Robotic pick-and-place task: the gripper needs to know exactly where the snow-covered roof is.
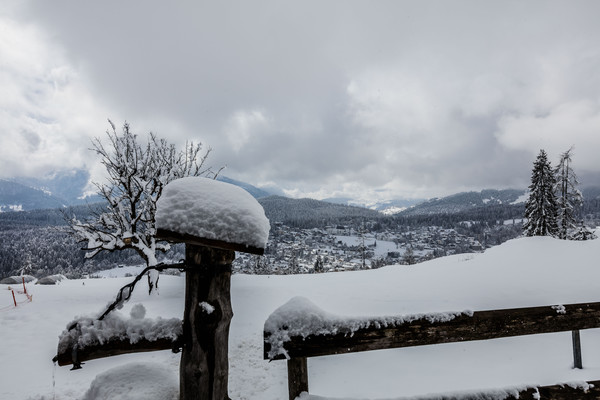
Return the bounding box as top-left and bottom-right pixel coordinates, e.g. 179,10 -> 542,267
155,177 -> 270,252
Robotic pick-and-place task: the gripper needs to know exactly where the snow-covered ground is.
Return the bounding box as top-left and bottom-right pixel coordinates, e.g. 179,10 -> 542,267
2,235 -> 600,399
335,235 -> 401,257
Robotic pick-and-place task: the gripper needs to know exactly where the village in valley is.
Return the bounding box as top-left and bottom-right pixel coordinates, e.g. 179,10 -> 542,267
234,222 -> 490,274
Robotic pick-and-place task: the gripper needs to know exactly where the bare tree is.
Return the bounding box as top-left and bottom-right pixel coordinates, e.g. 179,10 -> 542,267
68,120 -> 219,292
554,146 -> 583,239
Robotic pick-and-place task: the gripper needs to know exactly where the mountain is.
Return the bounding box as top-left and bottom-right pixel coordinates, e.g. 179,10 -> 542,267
399,189 -> 527,216
0,172 -> 271,212
0,179 -> 66,212
322,197 -> 424,214
15,170 -> 99,204
0,170 -> 101,212
258,195 -> 380,226
216,176 -> 273,198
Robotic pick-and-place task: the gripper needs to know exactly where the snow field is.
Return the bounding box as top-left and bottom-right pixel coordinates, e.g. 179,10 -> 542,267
1,235 -> 600,399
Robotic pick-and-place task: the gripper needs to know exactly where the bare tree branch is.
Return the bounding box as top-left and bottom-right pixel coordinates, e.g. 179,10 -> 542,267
67,121 -> 220,292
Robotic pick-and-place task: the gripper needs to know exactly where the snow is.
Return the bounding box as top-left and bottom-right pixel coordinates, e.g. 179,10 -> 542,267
335,235 -> 399,258
56,307 -> 182,356
2,235 -> 600,399
379,206 -> 406,215
512,192 -> 529,205
200,301 -> 215,314
155,177 -> 270,249
264,296 -> 472,360
81,362 -> 178,400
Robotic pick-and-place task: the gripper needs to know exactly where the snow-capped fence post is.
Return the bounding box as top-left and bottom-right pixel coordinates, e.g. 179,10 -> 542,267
156,177 -> 270,400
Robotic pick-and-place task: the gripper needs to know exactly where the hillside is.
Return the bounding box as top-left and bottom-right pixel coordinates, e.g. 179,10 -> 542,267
2,235 -> 600,399
258,195 -> 381,227
0,179 -> 66,212
400,189 -> 526,216
0,170 -> 101,211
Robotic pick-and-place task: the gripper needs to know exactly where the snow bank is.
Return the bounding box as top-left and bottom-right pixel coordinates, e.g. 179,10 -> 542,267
264,296 -> 473,360
57,304 -> 182,355
81,362 -> 178,400
37,274 -> 67,285
156,177 -> 270,249
0,274 -> 36,284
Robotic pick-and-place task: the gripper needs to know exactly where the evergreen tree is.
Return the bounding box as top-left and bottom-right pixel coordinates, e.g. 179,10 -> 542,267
524,149 -> 558,237
554,147 -> 583,239
402,246 -> 416,265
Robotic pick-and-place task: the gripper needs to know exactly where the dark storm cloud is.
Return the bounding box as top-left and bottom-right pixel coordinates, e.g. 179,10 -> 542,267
2,0 -> 600,200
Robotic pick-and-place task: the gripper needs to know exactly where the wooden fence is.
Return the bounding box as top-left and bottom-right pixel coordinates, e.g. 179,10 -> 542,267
264,301 -> 600,400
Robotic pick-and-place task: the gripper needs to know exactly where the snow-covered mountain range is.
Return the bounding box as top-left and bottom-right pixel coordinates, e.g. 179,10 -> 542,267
2,171 -> 600,220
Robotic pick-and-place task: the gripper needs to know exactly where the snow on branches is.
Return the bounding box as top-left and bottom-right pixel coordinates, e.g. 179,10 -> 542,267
68,121 -> 219,292
554,147 -> 583,239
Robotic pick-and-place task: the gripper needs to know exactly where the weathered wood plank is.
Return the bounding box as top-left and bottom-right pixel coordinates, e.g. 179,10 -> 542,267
265,302 -> 600,360
412,380 -> 600,399
157,228 -> 264,255
53,336 -> 180,367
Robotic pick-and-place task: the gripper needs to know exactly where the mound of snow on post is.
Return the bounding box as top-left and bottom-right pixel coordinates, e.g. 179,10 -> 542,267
155,177 -> 270,249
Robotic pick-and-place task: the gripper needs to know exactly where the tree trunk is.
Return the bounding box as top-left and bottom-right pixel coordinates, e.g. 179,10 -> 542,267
181,244 -> 235,400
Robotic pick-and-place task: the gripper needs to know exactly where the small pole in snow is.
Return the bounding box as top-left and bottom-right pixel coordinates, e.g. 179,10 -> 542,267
12,290 -> 17,307
572,329 -> 583,369
22,277 -> 27,295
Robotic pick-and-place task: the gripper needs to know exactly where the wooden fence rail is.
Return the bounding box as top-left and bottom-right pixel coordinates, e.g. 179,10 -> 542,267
264,301 -> 600,400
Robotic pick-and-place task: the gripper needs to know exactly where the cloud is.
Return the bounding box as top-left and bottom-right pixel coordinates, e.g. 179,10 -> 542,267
224,109 -> 269,153
496,100 -> 600,170
2,1 -> 600,200
0,16 -> 113,178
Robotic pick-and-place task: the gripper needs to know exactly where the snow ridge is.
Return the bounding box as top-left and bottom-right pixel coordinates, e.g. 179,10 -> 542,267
264,296 -> 473,360
57,304 -> 182,355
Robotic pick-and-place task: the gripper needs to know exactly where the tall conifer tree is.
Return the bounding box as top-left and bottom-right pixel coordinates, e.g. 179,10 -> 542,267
524,149 -> 558,237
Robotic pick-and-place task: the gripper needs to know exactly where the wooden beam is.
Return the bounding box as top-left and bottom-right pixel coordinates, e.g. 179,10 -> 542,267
265,301 -> 600,360
156,228 -> 264,255
402,381 -> 600,399
53,336 -> 181,367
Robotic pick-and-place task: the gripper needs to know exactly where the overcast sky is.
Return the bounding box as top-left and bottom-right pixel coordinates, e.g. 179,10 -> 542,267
1,1 -> 599,202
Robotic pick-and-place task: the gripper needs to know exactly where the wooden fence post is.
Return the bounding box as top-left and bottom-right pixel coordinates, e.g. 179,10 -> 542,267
572,329 -> 583,369
287,357 -> 308,400
180,244 -> 235,400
